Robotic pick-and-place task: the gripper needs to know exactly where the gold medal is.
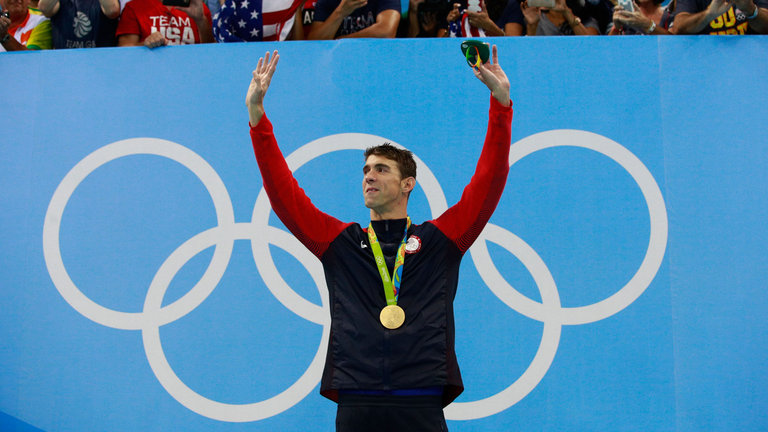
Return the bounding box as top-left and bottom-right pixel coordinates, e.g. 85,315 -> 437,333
379,305 -> 405,329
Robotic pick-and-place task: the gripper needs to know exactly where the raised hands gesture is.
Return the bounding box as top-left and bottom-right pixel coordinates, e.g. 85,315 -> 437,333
473,45 -> 511,107
246,50 -> 280,125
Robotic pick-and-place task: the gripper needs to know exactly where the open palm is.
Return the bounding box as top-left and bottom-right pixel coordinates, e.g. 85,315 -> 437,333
246,50 -> 279,109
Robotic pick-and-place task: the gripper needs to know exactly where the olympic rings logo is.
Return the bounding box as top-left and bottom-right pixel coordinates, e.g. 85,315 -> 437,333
42,130 -> 667,423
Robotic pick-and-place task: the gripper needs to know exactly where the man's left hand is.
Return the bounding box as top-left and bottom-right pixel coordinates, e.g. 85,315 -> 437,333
473,44 -> 511,107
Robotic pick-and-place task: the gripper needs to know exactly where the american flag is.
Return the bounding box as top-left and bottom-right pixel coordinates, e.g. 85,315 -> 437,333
448,10 -> 488,37
213,0 -> 305,42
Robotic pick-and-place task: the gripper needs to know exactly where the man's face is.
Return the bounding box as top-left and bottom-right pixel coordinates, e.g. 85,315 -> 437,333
362,155 -> 408,214
2,0 -> 29,17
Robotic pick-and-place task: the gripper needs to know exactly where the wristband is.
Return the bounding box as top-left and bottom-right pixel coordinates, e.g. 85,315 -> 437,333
646,20 -> 656,33
747,4 -> 759,19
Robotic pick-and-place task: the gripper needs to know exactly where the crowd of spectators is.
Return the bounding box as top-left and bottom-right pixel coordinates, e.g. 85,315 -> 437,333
0,0 -> 766,51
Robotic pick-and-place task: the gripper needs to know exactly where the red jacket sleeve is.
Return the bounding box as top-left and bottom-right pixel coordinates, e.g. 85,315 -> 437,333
250,115 -> 351,258
431,96 -> 513,253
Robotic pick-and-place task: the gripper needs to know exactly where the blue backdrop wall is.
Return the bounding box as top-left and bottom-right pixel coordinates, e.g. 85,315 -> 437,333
1,36 -> 766,432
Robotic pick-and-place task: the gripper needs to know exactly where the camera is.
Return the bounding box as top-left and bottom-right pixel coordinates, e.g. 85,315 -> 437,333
617,0 -> 634,12
527,0 -> 555,7
1,10 -> 10,19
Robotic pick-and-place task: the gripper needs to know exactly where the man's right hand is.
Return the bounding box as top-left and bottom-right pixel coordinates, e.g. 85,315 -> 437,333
0,16 -> 11,36
144,31 -> 168,48
246,50 -> 279,126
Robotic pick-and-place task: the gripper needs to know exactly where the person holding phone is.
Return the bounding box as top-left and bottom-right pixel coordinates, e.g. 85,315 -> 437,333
0,0 -> 51,51
608,0 -> 674,34
116,0 -> 214,47
245,47 -> 512,431
521,0 -> 600,34
438,0 -> 525,36
38,0 -> 120,48
674,0 -> 767,34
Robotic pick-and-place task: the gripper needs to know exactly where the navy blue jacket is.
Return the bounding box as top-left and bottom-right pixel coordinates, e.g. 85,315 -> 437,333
250,97 -> 513,406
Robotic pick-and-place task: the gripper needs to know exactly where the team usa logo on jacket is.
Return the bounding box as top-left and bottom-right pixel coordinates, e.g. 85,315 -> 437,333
405,235 -> 422,254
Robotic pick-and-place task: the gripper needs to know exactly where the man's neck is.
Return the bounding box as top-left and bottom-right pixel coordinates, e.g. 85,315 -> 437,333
369,207 -> 408,221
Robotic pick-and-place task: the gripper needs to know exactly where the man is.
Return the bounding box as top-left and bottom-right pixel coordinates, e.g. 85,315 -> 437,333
38,0 -> 120,48
608,0 -> 674,35
116,0 -> 213,48
246,47 -> 512,431
0,0 -> 51,51
674,0 -> 767,34
521,0 -> 600,35
307,0 -> 399,38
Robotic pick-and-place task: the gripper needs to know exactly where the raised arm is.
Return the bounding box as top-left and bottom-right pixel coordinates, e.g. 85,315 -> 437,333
40,0 -> 119,18
432,45 -> 513,253
246,50 -> 280,125
37,0 -> 61,18
246,51 -> 350,258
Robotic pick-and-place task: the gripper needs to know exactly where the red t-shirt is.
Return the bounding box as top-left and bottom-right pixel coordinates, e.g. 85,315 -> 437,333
116,0 -> 212,44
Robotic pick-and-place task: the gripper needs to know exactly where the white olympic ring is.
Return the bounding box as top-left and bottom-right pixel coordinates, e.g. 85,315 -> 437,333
42,130 -> 667,423
42,138 -> 236,330
472,129 -> 668,326
446,129 -> 668,419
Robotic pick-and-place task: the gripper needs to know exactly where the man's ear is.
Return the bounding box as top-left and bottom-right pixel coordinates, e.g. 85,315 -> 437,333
401,177 -> 416,194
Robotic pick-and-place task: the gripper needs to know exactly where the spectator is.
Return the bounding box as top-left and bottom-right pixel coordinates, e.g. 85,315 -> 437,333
299,0 -> 316,36
609,0 -> 674,34
116,0 -> 213,48
38,0 -> 120,48
582,0 -> 613,33
674,0 -> 766,33
296,0 -> 317,39
521,0 -> 600,34
439,0 -> 524,36
407,0 -> 445,37
308,0 -> 399,39
662,0 -> 677,29
0,0 -> 51,51
213,0 -> 304,42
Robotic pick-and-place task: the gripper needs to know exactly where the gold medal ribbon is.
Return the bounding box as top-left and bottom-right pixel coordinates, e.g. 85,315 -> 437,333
367,217 -> 411,306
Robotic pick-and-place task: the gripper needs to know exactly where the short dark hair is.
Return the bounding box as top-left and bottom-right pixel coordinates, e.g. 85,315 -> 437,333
364,143 -> 417,180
